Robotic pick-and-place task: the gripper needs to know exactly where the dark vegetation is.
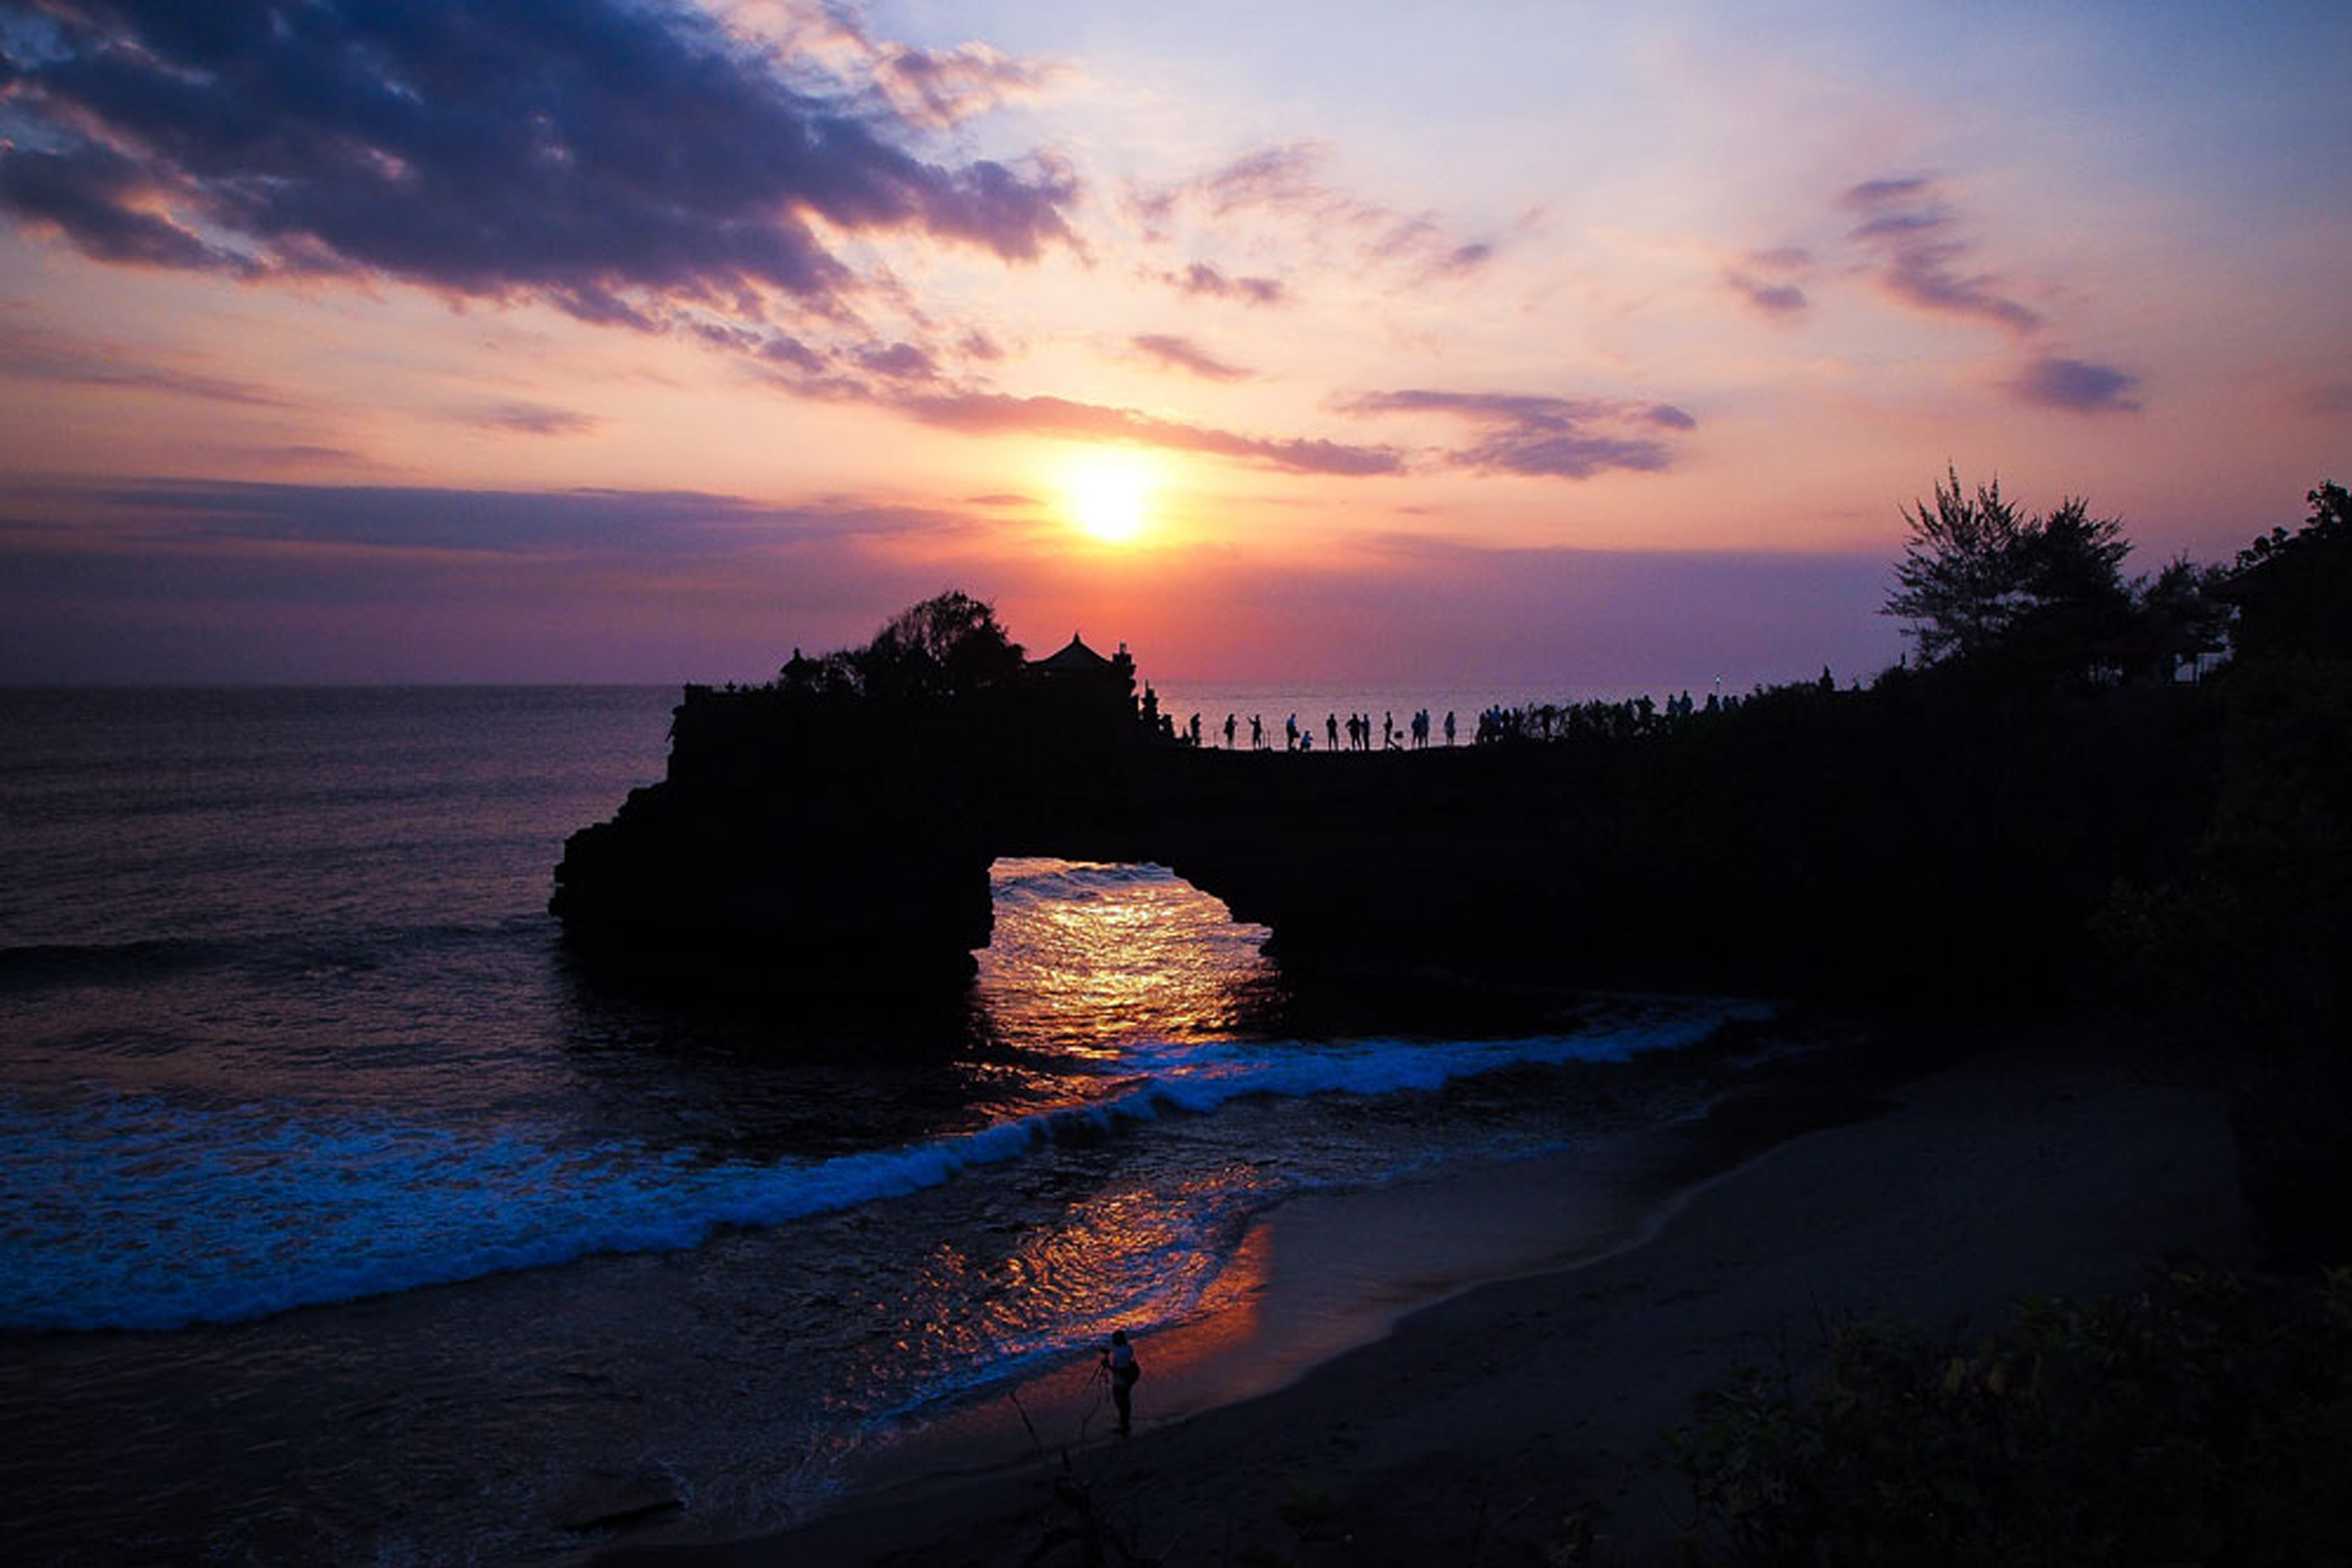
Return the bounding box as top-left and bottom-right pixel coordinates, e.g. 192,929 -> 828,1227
1658,481 -> 2352,1564
1671,1266 -> 2352,1566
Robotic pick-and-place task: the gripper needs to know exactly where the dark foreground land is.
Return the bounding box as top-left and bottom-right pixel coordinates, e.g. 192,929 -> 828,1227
594,1031 -> 2248,1565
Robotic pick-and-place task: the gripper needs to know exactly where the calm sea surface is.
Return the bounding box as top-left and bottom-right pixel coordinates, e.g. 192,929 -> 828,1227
0,686 -> 1781,1563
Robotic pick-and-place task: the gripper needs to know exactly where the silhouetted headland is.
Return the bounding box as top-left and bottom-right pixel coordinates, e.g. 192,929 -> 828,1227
553,482 -> 2347,1055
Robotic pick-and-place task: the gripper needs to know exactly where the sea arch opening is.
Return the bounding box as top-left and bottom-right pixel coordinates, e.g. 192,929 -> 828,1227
976,857 -> 1279,1055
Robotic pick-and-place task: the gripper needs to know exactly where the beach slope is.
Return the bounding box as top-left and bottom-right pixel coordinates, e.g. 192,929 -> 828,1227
600,1042 -> 2244,1565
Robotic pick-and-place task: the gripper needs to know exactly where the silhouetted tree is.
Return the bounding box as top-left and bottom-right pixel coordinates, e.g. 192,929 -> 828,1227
2229,481 -> 2352,662
1883,469 -> 2134,684
2130,556 -> 2233,682
852,590 -> 1027,702
1883,469 -> 2034,665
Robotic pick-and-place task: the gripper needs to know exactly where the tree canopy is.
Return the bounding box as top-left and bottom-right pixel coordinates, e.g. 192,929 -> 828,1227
777,590 -> 1027,704
1883,468 -> 2135,678
2229,481 -> 2352,662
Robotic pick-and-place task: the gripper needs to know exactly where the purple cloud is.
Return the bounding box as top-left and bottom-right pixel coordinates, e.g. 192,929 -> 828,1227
854,341 -> 943,383
0,477 -> 992,682
1843,177 -> 1935,207
1156,261 -> 1288,306
870,40 -> 1064,130
896,390 -> 1404,476
2300,381 -> 2352,414
0,141 -> 255,277
469,403 -> 599,437
0,321 -> 285,404
1341,389 -> 1697,480
1840,176 -> 2042,335
1133,144 -> 1494,283
21,478 -> 940,556
1130,333 -> 1252,382
0,0 -> 1076,324
1725,272 -> 1808,317
2005,356 -> 2143,414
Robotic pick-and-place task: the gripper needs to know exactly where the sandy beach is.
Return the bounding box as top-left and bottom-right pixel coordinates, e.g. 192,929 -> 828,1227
593,1032 -> 2246,1566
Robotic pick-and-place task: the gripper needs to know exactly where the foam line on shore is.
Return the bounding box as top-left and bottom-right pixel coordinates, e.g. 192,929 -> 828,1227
1,1008 -> 1753,1332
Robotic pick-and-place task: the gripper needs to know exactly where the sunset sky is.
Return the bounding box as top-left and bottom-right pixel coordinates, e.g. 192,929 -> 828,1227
2,0 -> 2346,689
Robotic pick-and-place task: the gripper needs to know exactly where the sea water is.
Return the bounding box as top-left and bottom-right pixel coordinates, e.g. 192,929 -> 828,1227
0,686 -> 1778,1563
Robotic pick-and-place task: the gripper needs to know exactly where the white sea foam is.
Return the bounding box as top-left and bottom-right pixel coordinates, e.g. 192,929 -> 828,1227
0,1007 -> 1754,1332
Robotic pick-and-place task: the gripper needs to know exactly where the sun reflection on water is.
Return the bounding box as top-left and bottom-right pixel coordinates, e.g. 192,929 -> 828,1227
975,858 -> 1279,1061
826,860 -> 1291,1429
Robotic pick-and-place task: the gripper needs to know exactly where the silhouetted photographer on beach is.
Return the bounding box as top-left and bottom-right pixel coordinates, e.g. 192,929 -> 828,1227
1099,1329 -> 1140,1434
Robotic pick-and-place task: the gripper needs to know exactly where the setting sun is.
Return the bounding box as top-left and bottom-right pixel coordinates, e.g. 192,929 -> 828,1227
1063,456 -> 1152,545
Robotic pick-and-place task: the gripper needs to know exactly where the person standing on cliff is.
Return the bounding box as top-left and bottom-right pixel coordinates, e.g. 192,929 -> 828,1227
1100,1329 -> 1141,1434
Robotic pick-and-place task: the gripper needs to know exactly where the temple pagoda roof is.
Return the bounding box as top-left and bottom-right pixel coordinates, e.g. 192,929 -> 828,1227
1031,633 -> 1115,673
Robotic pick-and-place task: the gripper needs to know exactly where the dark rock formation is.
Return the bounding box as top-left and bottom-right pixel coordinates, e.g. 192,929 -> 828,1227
555,647 -> 2217,1006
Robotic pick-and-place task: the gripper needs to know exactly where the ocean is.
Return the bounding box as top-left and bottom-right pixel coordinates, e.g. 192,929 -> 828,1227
0,685 -> 1789,1563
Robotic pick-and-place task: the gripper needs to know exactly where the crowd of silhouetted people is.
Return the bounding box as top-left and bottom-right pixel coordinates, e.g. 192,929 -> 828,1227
1165,688 -> 1774,752
1184,706 -> 1465,752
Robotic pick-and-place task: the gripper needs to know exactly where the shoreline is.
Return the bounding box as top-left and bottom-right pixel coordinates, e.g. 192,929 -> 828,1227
813,1029 -> 1896,1503
590,1022 -> 2252,1564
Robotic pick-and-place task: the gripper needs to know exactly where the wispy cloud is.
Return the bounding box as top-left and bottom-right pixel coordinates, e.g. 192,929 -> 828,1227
2299,381 -> 2352,415
0,0 -> 1076,325
1129,143 -> 1495,284
12,478 -> 941,556
2005,356 -> 2142,414
1724,273 -> 1808,318
466,403 -> 600,437
1723,247 -> 1811,318
895,390 -> 1404,476
0,474 -> 993,680
0,321 -> 285,405
1840,176 -> 2042,335
1130,333 -> 1252,382
1152,261 -> 1288,307
718,1 -> 1073,129
870,40 -> 1070,129
1340,389 -> 1697,480
853,341 -> 944,383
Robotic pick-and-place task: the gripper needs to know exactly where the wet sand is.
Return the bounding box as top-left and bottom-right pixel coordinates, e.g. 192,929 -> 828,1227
596,1035 -> 2246,1565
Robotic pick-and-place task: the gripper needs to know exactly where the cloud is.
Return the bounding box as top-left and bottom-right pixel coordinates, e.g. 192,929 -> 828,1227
10,477 -> 941,557
1340,389 -> 1697,480
2299,381 -> 2352,415
0,0 -> 1075,324
869,40 -> 1068,129
248,445 -> 369,467
1724,272 -> 1808,317
895,391 -> 1404,476
719,2 -> 1070,128
1129,143 -> 1495,283
1154,261 -> 1288,306
1130,333 -> 1252,382
1840,176 -> 2042,335
853,341 -> 943,382
0,475 -> 992,681
964,493 -> 1036,507
468,403 -> 600,437
2004,356 -> 2142,414
0,321 -> 285,404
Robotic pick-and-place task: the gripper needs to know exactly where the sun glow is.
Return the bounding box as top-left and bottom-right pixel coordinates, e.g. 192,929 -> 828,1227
1062,455 -> 1153,545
